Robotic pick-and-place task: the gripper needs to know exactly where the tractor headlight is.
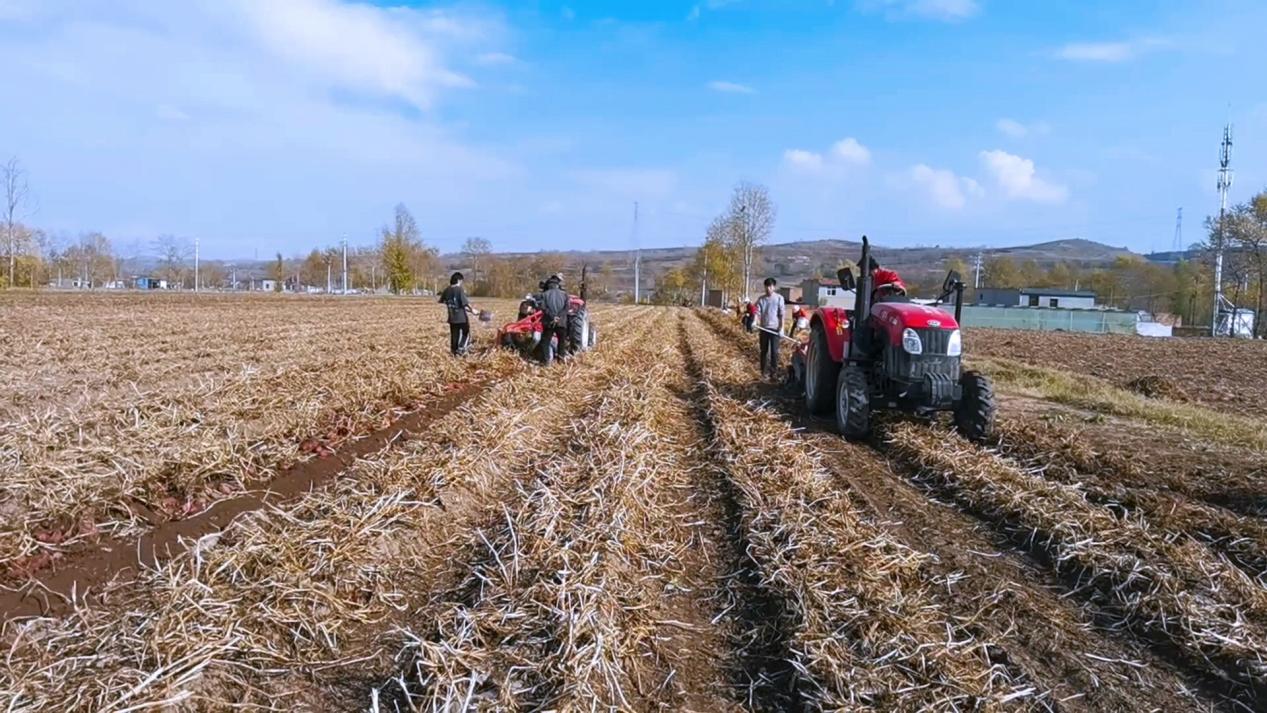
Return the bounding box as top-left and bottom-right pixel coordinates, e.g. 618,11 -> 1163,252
947,329 -> 962,357
902,328 -> 922,355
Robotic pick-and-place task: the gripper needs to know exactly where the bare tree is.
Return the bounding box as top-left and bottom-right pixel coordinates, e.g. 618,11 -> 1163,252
462,236 -> 492,286
154,235 -> 193,287
3,157 -> 30,288
725,181 -> 776,300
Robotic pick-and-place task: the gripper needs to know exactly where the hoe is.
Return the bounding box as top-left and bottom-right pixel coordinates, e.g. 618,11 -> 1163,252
497,265 -> 599,361
788,236 -> 996,441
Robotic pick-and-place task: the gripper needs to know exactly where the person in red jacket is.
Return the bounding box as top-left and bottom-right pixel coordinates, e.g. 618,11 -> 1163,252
871,268 -> 908,302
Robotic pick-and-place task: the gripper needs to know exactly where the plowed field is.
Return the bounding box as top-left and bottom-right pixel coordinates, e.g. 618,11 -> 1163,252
2,293 -> 1265,712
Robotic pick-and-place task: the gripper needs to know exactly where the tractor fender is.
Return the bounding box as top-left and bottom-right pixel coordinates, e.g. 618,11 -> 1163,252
811,307 -> 852,363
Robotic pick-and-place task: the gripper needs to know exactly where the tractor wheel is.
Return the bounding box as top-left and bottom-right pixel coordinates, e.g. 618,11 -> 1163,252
568,309 -> 589,354
835,366 -> 871,440
954,370 -> 996,442
805,323 -> 839,415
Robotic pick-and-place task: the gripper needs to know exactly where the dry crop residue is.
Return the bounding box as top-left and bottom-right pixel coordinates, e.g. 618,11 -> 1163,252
2,295 -> 1263,711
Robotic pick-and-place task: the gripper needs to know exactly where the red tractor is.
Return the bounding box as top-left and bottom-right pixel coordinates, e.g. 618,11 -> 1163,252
789,236 -> 995,442
497,269 -> 598,361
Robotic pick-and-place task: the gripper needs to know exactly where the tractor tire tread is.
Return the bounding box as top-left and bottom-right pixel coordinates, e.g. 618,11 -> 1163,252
837,366 -> 871,440
955,370 -> 996,442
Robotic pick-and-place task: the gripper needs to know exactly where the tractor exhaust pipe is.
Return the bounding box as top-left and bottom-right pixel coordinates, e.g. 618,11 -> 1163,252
850,235 -> 873,361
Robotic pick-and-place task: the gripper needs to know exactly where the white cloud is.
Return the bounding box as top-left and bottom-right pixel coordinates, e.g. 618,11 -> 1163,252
831,137 -> 871,165
979,149 -> 1068,203
909,164 -> 982,210
1054,38 -> 1169,62
859,0 -> 980,22
475,51 -> 517,66
0,1 -> 519,251
995,118 -> 1051,139
707,80 -> 756,94
783,137 -> 871,173
783,149 -> 825,171
229,0 -> 482,109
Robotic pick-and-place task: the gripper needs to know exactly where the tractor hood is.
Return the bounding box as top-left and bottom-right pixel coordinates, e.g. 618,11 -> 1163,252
871,301 -> 959,331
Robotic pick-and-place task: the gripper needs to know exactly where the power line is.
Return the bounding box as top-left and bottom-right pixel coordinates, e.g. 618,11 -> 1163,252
1172,207 -> 1183,253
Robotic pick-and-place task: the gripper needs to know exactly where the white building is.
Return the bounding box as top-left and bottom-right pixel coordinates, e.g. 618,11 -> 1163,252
800,278 -> 856,309
976,287 -> 1097,310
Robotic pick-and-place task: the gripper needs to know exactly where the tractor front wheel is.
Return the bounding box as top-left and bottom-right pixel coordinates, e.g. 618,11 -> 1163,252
954,370 -> 996,442
835,366 -> 871,440
805,323 -> 839,415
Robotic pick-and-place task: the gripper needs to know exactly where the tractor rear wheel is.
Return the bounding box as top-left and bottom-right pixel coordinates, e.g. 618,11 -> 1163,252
954,370 -> 996,442
805,323 -> 839,415
835,366 -> 871,440
568,309 -> 590,354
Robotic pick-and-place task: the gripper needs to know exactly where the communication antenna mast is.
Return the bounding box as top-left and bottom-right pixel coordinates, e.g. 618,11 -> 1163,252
973,252 -> 983,289
341,235 -> 348,294
633,201 -> 641,304
1172,208 -> 1183,254
1212,123 -> 1234,336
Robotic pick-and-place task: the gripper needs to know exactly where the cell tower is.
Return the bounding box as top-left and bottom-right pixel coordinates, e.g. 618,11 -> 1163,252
1212,123 -> 1234,336
1172,208 -> 1183,254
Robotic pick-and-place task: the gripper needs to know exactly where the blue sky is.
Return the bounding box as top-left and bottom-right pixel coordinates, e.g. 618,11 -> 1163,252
1,0 -> 1264,259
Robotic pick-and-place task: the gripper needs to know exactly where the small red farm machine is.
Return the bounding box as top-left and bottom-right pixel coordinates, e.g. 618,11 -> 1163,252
497,267 -> 598,361
788,236 -> 995,441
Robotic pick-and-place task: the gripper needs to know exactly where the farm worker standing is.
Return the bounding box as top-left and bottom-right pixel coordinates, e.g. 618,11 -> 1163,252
756,277 -> 785,380
539,274 -> 570,366
439,272 -> 477,356
744,301 -> 758,332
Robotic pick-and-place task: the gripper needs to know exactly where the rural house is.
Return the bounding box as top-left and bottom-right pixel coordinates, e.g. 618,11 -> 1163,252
976,287 -> 1097,309
800,278 -> 855,309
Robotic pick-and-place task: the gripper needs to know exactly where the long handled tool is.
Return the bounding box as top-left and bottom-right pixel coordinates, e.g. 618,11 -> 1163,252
757,326 -> 802,344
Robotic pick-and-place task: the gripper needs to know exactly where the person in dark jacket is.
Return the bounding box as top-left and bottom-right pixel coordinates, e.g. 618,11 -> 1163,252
538,274 -> 570,365
439,272 -> 477,355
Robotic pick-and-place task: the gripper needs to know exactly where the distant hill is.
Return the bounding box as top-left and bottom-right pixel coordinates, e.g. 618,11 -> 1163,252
442,238 -> 1144,296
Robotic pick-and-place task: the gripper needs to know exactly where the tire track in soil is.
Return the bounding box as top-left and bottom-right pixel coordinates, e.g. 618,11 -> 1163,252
372,315 -> 742,711
674,314 -> 804,712
883,427 -> 1267,711
690,308 -> 1227,711
994,415 -> 1267,583
1,311 -> 663,712
0,376 -> 507,621
995,394 -> 1267,520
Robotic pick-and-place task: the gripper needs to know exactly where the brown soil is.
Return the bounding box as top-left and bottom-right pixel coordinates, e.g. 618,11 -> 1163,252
0,378 -> 494,619
968,328 -> 1267,417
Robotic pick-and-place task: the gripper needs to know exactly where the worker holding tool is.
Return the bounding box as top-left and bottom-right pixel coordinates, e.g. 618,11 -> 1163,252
755,277 -> 785,380
539,273 -> 570,366
440,272 -> 478,356
788,303 -> 811,338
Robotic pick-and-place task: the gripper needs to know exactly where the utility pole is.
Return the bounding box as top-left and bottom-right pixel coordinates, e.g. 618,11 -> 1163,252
973,252 -> 983,289
1212,123 -> 1234,336
633,201 -> 641,304
1172,207 -> 1183,254
193,236 -> 200,292
326,258 -> 332,294
700,259 -> 708,307
341,235 -> 348,294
